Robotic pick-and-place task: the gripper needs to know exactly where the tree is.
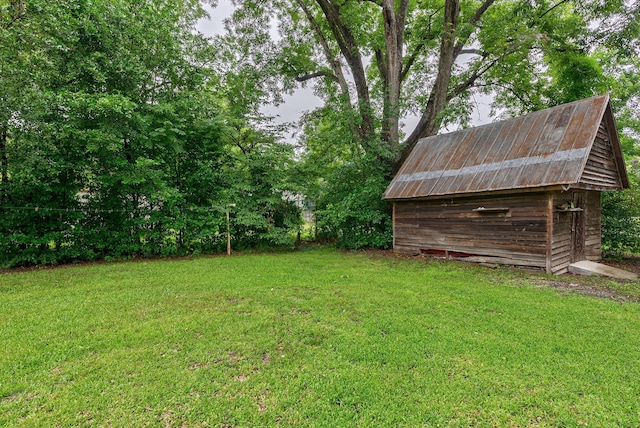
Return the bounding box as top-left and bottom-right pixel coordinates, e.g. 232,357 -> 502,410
0,0 -> 304,266
223,0 -> 640,248
0,0 -> 230,265
225,0 -> 639,162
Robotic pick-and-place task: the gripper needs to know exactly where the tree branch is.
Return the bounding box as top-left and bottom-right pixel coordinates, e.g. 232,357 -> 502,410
446,56 -> 494,101
539,0 -> 572,19
396,0 -> 410,48
375,48 -> 387,85
1,4 -> 26,30
294,0 -> 366,144
295,0 -> 351,99
458,48 -> 483,56
448,32 -> 538,102
400,6 -> 442,81
488,82 -> 533,108
452,0 -> 495,59
295,70 -> 339,82
401,41 -> 427,82
469,0 -> 495,26
315,0 -> 375,144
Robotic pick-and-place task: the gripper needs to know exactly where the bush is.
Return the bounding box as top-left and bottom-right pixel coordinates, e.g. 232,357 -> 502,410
601,189 -> 640,258
315,154 -> 393,250
601,159 -> 640,257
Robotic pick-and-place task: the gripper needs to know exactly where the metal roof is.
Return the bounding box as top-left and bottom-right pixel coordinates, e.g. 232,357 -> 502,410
384,94 -> 628,200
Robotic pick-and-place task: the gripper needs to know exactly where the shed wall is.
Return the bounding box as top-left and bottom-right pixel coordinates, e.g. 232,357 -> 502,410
393,193 -> 550,270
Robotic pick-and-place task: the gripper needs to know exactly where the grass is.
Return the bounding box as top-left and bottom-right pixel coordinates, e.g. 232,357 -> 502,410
1,248 -> 640,427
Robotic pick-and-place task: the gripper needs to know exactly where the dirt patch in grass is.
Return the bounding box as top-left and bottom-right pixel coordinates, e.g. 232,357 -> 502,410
531,278 -> 640,303
601,255 -> 640,274
355,249 -> 640,303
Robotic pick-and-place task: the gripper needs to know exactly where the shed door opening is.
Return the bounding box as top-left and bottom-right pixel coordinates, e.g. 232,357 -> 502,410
570,191 -> 586,263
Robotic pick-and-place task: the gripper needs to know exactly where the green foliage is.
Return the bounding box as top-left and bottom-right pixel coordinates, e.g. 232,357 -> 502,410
3,250 -> 640,426
3,0 -> 640,262
292,103 -> 392,249
225,141 -> 302,250
602,160 -> 640,257
0,0 -> 301,267
314,152 -> 393,249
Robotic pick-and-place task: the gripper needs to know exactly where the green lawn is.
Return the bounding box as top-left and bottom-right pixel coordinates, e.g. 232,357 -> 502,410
1,248 -> 639,427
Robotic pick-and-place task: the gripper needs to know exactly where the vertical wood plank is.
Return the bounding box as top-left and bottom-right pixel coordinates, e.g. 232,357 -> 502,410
546,192 -> 553,274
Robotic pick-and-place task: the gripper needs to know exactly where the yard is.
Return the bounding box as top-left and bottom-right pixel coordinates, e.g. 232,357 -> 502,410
1,248 -> 640,426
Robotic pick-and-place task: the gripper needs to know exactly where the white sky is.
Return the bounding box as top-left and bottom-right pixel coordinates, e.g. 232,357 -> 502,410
196,1 -> 493,137
196,3 -> 234,36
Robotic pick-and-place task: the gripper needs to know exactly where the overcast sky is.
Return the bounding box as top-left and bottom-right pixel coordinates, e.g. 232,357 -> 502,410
196,2 -> 233,36
196,1 -> 323,133
196,2 -> 493,137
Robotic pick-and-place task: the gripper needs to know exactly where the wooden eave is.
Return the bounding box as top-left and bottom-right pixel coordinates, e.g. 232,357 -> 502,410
602,103 -> 629,188
387,185 -> 566,202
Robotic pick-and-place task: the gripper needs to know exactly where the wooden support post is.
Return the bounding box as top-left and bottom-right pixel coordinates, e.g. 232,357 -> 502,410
226,210 -> 231,256
226,203 -> 236,256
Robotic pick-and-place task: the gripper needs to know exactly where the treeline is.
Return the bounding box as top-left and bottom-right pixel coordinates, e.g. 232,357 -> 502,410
2,1 -> 640,267
0,1 -> 300,267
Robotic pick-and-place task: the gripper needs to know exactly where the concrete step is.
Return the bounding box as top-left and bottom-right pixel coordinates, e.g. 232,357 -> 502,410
569,260 -> 638,280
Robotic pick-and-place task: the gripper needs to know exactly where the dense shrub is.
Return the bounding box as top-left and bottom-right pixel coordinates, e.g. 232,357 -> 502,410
0,103 -> 301,268
601,160 -> 640,258
601,189 -> 640,258
315,154 -> 393,250
0,202 -> 300,268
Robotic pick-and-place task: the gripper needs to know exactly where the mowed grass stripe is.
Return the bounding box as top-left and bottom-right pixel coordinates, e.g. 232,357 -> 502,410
1,249 -> 639,426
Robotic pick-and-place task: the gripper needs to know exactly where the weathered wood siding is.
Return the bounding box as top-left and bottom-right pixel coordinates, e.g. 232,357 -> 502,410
579,121 -> 623,189
550,190 -> 601,274
394,190 -> 602,274
551,192 -> 573,274
585,192 -> 602,261
393,193 -> 550,270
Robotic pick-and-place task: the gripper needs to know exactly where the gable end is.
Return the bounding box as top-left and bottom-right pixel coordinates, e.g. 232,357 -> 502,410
578,116 -> 628,190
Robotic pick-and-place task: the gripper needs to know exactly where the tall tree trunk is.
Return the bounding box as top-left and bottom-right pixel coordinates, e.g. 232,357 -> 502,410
381,0 -> 399,146
397,0 -> 460,170
296,0 -> 362,140
315,0 -> 375,146
381,0 -> 409,148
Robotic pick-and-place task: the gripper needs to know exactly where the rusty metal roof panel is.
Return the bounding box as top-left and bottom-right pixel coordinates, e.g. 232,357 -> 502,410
414,131 -> 459,196
481,108 -> 541,192
434,128 -> 482,195
536,102 -> 576,186
515,106 -> 568,187
454,124 -> 500,194
384,94 -> 624,200
537,99 -> 594,187
466,119 -> 515,192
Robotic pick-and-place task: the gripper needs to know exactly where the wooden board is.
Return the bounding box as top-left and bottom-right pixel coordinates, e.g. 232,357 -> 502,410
393,193 -> 551,271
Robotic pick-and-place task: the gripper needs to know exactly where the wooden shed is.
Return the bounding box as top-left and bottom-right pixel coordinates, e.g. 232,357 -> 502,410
384,94 -> 629,274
